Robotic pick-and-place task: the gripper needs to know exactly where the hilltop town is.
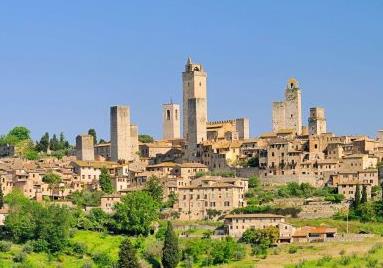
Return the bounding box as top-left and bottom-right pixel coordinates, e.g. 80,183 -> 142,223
1,58 -> 383,267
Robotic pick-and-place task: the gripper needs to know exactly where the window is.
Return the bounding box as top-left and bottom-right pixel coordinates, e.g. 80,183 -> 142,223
175,109 -> 178,120
166,110 -> 171,120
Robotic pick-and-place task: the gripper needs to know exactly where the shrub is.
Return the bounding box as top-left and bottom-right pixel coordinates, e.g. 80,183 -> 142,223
316,255 -> 332,266
72,242 -> 87,256
288,245 -> 298,254
92,252 -> 112,267
0,241 -> 12,252
339,256 -> 351,265
31,239 -> 49,253
13,252 -> 27,263
22,241 -> 34,254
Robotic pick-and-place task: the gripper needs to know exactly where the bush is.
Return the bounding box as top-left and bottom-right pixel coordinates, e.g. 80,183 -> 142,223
71,242 -> 87,256
288,245 -> 298,254
31,239 -> 49,253
92,252 -> 112,267
0,241 -> 12,252
316,255 -> 332,266
339,256 -> 351,265
13,252 -> 27,263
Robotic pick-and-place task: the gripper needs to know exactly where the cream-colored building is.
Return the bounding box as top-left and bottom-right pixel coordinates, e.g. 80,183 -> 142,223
76,134 -> 94,161
175,176 -> 248,220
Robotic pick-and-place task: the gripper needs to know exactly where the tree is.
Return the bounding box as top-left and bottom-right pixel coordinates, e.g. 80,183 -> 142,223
354,184 -> 361,209
247,157 -> 259,167
144,176 -> 164,204
162,221 -> 180,268
248,176 -> 260,190
88,129 -> 97,144
7,127 -> 31,142
99,167 -> 113,194
42,172 -> 62,199
0,183 -> 3,209
112,191 -> 159,235
118,238 -> 139,268
138,134 -> 154,143
50,134 -> 59,151
36,132 -> 50,152
361,185 -> 368,204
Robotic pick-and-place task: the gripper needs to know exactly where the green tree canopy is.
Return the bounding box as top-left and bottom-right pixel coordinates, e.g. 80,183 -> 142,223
88,129 -> 97,144
144,176 -> 164,204
42,172 -> 62,184
138,134 -> 154,143
0,183 -> 4,209
99,167 -> 113,194
118,238 -> 140,268
0,126 -> 31,145
112,191 -> 159,236
162,221 -> 180,268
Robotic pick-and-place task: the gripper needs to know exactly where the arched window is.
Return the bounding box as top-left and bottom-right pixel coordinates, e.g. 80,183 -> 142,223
166,110 -> 171,120
175,109 -> 178,120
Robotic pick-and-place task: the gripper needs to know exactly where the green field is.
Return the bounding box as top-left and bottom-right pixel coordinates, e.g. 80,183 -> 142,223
1,223 -> 383,267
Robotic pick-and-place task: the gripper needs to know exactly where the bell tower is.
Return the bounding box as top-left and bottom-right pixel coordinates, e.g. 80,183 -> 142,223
182,57 -> 207,140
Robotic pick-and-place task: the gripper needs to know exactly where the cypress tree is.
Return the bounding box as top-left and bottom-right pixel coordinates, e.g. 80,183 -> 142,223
354,184 -> 361,208
361,185 -> 368,204
118,238 -> 139,268
99,167 -> 113,194
0,183 -> 3,209
162,221 -> 180,268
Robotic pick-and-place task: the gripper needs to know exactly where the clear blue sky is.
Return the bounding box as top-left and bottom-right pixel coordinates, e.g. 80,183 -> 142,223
0,1 -> 382,142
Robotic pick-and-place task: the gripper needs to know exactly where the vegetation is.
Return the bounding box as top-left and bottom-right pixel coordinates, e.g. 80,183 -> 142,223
145,176 -> 164,204
112,191 -> 160,235
67,190 -> 104,208
99,167 -> 113,194
162,221 -> 180,268
118,238 -> 139,268
88,128 -> 97,144
4,190 -> 73,253
240,227 -> 279,256
138,134 -> 154,143
232,204 -> 302,218
0,183 -> 3,209
0,126 -> 31,145
246,157 -> 259,167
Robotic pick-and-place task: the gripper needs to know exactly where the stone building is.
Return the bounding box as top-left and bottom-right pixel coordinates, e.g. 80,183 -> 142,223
110,105 -> 131,162
182,57 -> 207,140
308,107 -> 327,136
110,106 -> 138,162
94,142 -> 111,160
163,103 -> 181,140
272,78 -> 302,135
206,118 -> 250,141
175,176 -> 248,220
75,134 -> 94,161
186,97 -> 207,158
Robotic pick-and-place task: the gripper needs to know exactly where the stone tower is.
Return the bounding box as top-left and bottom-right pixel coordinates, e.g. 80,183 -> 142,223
308,107 -> 327,135
110,105 -> 131,162
284,78 -> 302,135
162,103 -> 181,140
272,78 -> 302,135
187,98 -> 207,145
75,134 -> 94,161
377,130 -> 383,143
182,57 -> 207,140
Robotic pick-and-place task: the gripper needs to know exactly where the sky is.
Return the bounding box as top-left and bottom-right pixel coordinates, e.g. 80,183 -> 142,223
0,1 -> 382,142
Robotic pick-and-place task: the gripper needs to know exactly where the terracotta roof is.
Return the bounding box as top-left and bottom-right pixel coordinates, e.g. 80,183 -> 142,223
147,162 -> 177,168
177,163 -> 208,168
293,226 -> 336,237
71,160 -> 120,169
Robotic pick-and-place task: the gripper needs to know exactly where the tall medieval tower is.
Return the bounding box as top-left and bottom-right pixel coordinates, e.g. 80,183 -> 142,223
284,78 -> 302,135
162,103 -> 181,140
182,57 -> 207,141
110,105 -> 131,162
308,107 -> 327,135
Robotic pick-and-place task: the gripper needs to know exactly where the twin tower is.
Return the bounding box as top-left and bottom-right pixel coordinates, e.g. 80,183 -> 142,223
163,57 -> 207,147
